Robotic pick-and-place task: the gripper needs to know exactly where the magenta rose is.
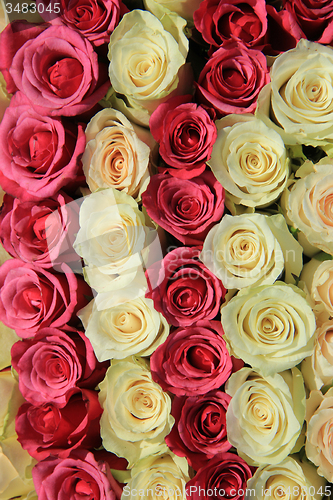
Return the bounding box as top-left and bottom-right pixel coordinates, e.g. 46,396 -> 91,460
0,102 -> 86,200
149,95 -> 217,179
32,450 -> 118,500
193,0 -> 267,50
282,0 -> 333,43
141,171 -> 224,246
11,327 -> 108,407
165,390 -> 232,470
145,246 -> 226,327
196,42 -> 270,118
186,453 -> 253,499
16,389 -> 103,460
5,23 -> 109,116
150,320 -> 232,396
0,259 -> 91,338
0,192 -> 80,269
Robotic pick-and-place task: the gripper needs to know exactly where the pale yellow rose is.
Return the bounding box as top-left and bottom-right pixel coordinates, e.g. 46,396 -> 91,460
143,0 -> 202,23
301,258 -> 333,321
208,114 -> 289,208
122,453 -> 189,500
0,437 -> 35,500
0,369 -> 25,439
301,321 -> 333,391
0,324 -> 18,371
98,357 -> 174,467
200,213 -> 303,289
226,367 -> 306,466
256,39 -> 333,146
221,282 -> 316,376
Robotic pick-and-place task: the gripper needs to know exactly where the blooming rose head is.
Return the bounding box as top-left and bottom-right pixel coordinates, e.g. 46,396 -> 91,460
150,95 -> 217,179
0,438 -> 35,500
150,320 -> 233,396
145,246 -> 226,327
143,0 -> 202,22
221,282 -> 316,376
165,390 -> 231,470
301,257 -> 333,319
0,103 -> 86,201
283,0 -> 333,43
0,368 -> 24,439
208,114 -> 289,207
301,320 -> 333,391
226,367 -> 306,465
196,42 -> 270,118
142,171 -> 225,246
261,5 -> 302,55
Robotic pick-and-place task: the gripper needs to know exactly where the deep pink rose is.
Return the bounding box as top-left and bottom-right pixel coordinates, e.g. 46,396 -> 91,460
16,389 -> 103,460
0,259 -> 91,338
7,24 -> 109,116
261,5 -> 302,55
283,0 -> 333,43
196,42 -> 270,118
11,327 -> 108,407
0,192 -> 80,269
193,0 -> 267,49
145,247 -> 226,327
150,320 -> 232,396
142,171 -> 224,246
32,451 -> 118,500
0,102 -> 86,200
165,390 -> 232,470
149,95 -> 217,179
186,453 -> 253,499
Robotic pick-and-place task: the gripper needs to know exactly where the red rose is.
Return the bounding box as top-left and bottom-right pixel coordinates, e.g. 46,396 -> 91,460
16,389 -> 103,460
0,102 -> 86,200
11,327 -> 108,407
283,0 -> 333,43
196,42 -> 270,118
141,171 -> 224,246
193,0 -> 267,50
149,95 -> 217,179
186,453 -> 253,500
261,5 -> 302,55
0,192 -> 80,269
145,246 -> 226,327
150,320 -> 232,396
0,259 -> 91,337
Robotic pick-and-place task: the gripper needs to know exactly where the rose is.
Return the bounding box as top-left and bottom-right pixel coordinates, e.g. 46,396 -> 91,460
0,259 -> 91,338
145,246 -> 226,327
256,39 -> 333,146
0,369 -> 24,438
301,321 -> 333,391
16,389 -> 102,460
261,5 -> 302,55
193,0 -> 267,49
6,24 -> 109,116
0,102 -> 86,201
301,257 -> 333,318
82,108 -> 152,200
165,390 -> 231,470
150,320 -> 233,396
0,72 -> 10,122
32,450 -> 117,500
143,0 -> 202,22
0,193 -> 80,269
208,114 -> 289,208
186,453 -> 253,500
149,95 -> 217,179
0,438 -> 35,500
11,327 -> 108,407
98,357 -> 174,466
196,42 -> 270,119
141,171 -> 225,246
221,282 -> 316,376
283,0 -> 333,43
200,213 -> 303,289
226,367 -> 305,465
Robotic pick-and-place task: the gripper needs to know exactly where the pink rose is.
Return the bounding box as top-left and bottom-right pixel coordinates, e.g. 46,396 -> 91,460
196,42 -> 270,118
145,246 -> 226,327
165,390 -> 232,470
0,102 -> 86,200
16,389 -> 103,460
149,95 -> 217,179
262,5 -> 302,55
142,171 -> 224,246
150,320 -> 232,396
11,327 -> 108,407
283,0 -> 333,43
0,259 -> 91,337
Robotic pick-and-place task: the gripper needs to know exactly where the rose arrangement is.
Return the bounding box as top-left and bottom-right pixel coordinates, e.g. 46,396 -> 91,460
1,0 -> 333,499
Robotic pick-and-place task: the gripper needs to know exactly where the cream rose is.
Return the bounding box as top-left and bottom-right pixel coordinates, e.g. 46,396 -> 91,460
0,438 -> 35,500
221,282 -> 316,376
0,369 -> 25,439
301,321 -> 333,391
256,39 -> 333,146
98,357 -> 174,467
208,115 -> 289,208
200,213 -> 302,289
143,0 -> 202,22
82,109 -> 154,200
226,367 -> 305,466
301,258 -> 333,320
79,294 -> 169,362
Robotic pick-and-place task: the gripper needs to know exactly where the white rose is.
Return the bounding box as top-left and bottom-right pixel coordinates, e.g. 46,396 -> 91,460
301,258 -> 333,320
0,438 -> 35,500
301,321 -> 333,391
143,0 -> 202,23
